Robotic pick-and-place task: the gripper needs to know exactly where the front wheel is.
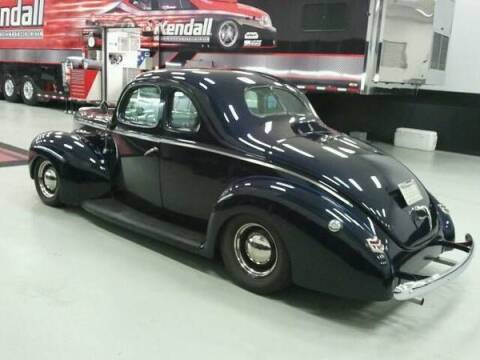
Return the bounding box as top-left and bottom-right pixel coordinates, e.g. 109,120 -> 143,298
34,158 -> 63,207
215,20 -> 242,50
221,214 -> 291,294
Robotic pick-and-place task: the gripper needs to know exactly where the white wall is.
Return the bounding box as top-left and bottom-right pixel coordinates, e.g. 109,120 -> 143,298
426,0 -> 480,93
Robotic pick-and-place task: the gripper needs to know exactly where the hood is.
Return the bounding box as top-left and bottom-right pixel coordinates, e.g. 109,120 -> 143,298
74,107 -> 113,128
237,121 -> 438,249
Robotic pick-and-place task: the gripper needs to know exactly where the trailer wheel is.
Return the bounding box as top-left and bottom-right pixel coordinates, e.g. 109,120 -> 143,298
21,77 -> 39,106
3,75 -> 20,102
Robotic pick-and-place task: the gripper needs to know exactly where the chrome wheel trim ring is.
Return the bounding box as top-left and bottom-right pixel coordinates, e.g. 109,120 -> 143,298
37,161 -> 58,199
23,80 -> 34,100
4,79 -> 15,97
218,21 -> 239,48
233,223 -> 277,278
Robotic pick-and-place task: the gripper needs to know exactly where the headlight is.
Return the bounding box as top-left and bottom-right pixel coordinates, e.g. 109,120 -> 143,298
259,15 -> 272,27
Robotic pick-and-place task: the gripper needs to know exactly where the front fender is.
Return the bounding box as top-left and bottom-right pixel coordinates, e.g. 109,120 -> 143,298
205,176 -> 395,301
29,130 -> 116,204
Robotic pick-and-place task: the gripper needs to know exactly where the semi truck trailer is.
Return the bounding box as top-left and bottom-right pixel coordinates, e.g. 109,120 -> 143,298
0,0 -> 455,107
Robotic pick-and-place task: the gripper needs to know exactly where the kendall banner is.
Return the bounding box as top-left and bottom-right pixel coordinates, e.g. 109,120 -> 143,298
159,18 -> 214,44
0,0 -> 44,39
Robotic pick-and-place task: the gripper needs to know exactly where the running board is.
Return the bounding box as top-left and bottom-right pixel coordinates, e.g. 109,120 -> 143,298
81,198 -> 205,252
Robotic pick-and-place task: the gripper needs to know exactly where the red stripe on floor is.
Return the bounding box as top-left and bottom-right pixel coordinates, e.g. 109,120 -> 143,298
0,147 -> 28,164
0,152 -> 18,162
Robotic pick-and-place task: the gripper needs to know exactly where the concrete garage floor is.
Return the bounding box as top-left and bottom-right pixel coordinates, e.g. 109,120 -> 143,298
0,100 -> 479,360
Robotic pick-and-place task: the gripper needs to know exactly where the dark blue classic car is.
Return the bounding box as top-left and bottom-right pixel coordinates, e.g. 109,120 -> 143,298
29,69 -> 474,303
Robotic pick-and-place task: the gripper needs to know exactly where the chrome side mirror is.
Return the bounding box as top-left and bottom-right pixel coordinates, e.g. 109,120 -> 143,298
106,118 -> 115,130
100,101 -> 109,114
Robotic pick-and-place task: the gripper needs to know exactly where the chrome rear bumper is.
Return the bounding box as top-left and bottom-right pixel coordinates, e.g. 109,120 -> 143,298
393,234 -> 474,302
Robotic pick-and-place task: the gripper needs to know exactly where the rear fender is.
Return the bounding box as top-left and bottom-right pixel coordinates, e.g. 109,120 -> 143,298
429,194 -> 455,242
29,130 -> 117,205
205,176 -> 395,301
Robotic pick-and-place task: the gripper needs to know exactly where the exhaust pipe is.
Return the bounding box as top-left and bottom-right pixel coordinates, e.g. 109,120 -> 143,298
408,297 -> 425,306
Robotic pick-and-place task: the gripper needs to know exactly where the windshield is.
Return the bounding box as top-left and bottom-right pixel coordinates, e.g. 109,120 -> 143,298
130,0 -> 195,10
244,86 -> 315,119
130,0 -> 153,10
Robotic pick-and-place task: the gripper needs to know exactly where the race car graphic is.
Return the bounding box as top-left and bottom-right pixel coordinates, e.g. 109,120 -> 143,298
88,0 -> 277,50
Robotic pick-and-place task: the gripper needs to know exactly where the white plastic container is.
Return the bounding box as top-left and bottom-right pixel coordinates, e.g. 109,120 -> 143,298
394,128 -> 438,151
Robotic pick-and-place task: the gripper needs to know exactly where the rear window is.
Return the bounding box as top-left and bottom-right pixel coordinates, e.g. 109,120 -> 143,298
245,86 -> 313,118
302,2 -> 348,31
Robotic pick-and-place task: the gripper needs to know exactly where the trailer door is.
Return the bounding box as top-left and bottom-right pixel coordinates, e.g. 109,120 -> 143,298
373,0 -> 454,86
427,0 -> 455,85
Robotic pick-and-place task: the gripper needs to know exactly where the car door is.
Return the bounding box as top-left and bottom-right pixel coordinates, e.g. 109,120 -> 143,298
115,84 -> 166,209
159,87 -> 231,221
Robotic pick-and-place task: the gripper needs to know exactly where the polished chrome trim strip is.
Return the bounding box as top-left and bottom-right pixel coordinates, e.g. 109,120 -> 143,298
76,117 -> 353,207
0,49 -> 82,63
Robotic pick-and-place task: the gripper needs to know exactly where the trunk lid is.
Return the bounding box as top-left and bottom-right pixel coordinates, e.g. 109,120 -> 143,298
266,130 -> 438,249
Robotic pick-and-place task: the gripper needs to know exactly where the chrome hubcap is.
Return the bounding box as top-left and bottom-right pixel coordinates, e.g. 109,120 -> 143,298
234,223 -> 277,278
4,79 -> 14,97
37,161 -> 58,199
23,81 -> 34,100
246,234 -> 272,265
218,21 -> 239,48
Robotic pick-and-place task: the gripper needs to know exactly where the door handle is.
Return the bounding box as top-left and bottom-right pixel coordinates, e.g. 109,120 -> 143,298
144,147 -> 159,157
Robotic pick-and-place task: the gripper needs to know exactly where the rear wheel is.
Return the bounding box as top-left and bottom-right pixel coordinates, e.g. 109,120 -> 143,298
221,214 -> 291,294
3,75 -> 19,102
21,77 -> 39,106
34,158 -> 63,207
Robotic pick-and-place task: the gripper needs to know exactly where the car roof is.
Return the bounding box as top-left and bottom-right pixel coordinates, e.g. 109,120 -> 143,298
133,68 -> 286,91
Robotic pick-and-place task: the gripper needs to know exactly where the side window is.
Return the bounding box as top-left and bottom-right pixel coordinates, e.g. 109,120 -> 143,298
167,91 -> 199,132
120,86 -> 164,128
302,2 -> 348,31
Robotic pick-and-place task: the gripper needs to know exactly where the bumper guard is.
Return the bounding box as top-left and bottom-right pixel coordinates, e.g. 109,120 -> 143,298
393,234 -> 474,303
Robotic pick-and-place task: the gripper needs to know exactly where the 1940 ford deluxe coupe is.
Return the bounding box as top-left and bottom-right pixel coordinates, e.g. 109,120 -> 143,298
28,69 -> 474,303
